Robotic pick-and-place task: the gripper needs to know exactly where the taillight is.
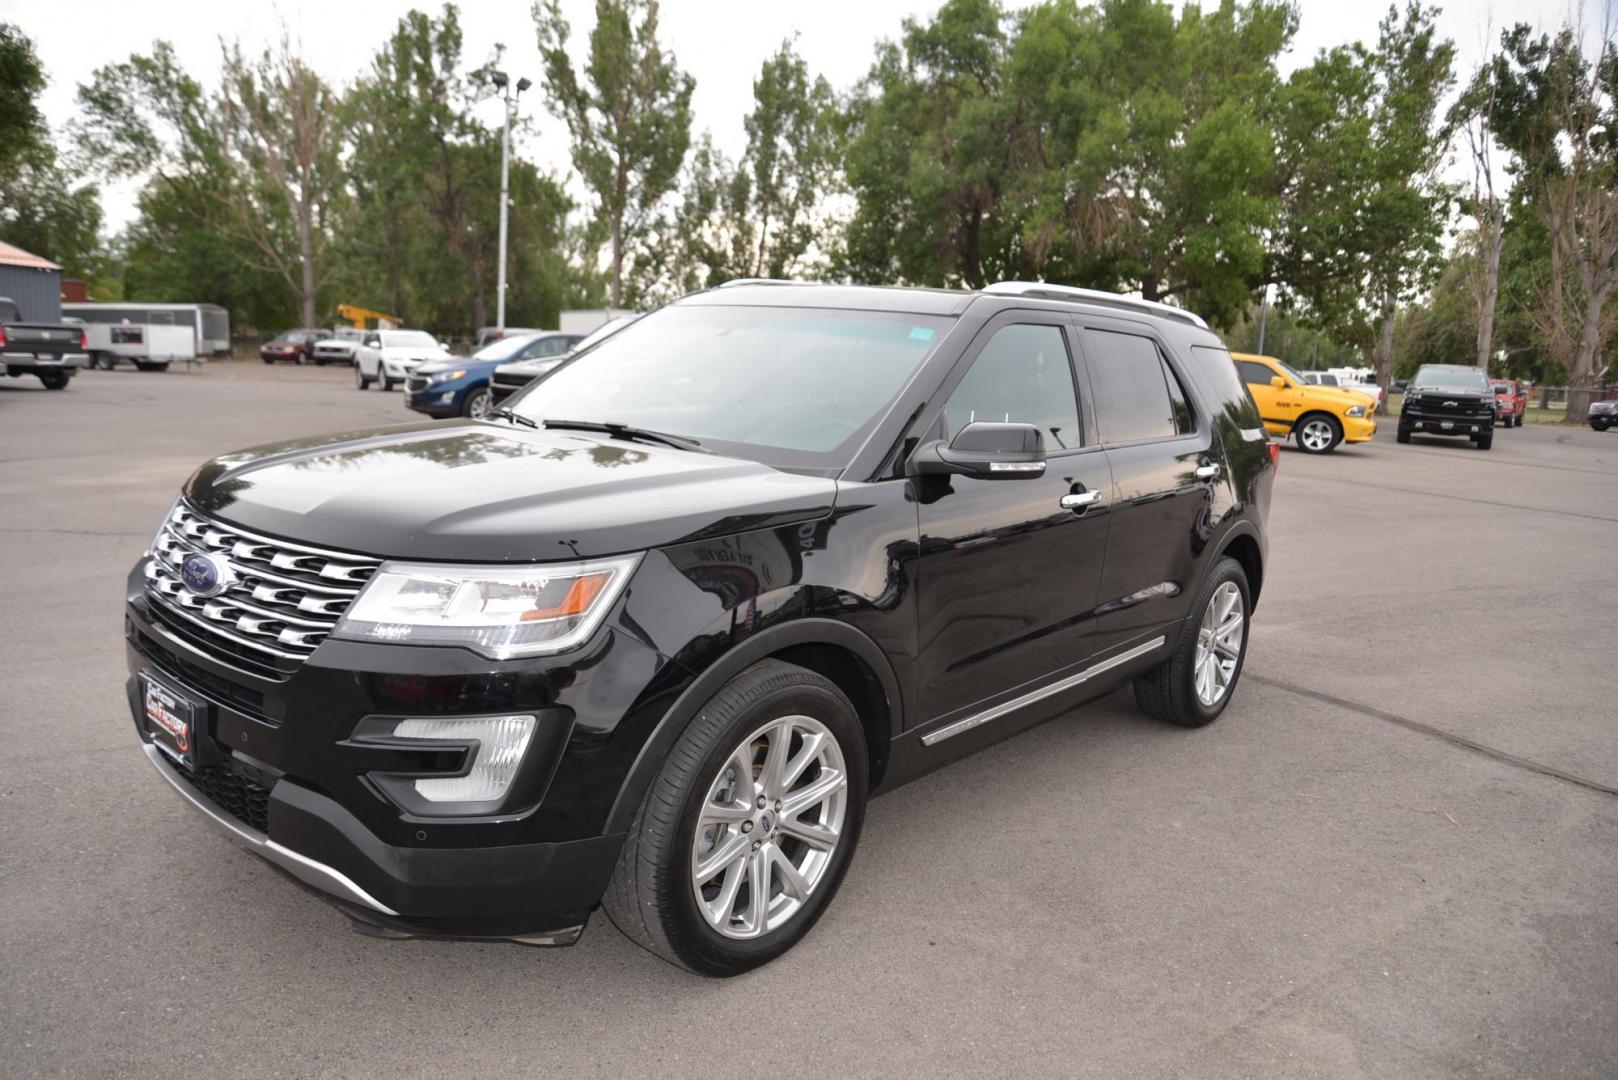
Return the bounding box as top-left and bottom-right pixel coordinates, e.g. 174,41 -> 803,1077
0,326 -> 7,348
79,328 -> 88,349
1267,441 -> 1281,468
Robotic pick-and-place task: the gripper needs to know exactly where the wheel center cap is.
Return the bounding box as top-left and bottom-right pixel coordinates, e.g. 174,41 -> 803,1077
758,813 -> 775,834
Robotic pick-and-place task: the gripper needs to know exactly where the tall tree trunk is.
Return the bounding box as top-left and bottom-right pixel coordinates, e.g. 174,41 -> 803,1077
1567,281 -> 1613,424
297,198 -> 317,330
1475,207 -> 1504,371
1373,289 -> 1396,415
610,215 -> 624,308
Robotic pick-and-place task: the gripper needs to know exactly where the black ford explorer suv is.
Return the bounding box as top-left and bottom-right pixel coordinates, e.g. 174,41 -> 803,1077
1397,364 -> 1497,449
125,281 -> 1274,975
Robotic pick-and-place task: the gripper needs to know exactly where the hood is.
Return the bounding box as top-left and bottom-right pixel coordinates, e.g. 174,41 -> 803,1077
417,356 -> 502,378
1304,384 -> 1376,409
1407,385 -> 1492,400
183,421 -> 837,562
380,346 -> 450,361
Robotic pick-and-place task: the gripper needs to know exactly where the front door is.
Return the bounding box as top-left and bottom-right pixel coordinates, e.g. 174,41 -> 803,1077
1235,357 -> 1302,438
912,316 -> 1113,728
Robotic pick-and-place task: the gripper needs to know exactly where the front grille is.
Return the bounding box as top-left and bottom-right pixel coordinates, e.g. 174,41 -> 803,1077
176,761 -> 271,834
144,502 -> 379,671
406,375 -> 430,393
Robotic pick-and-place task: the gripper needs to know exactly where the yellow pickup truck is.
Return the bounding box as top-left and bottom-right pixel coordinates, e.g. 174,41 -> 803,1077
1231,353 -> 1378,454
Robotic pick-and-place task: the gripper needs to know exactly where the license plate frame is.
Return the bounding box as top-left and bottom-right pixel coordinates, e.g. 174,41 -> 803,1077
142,673 -> 200,770
1440,420 -> 1454,429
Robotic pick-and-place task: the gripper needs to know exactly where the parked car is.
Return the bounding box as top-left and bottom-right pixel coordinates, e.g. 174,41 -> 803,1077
1301,372 -> 1339,386
1397,365 -> 1496,449
123,280 -> 1274,975
261,329 -> 327,364
1589,399 -> 1616,431
1233,352 -> 1377,453
312,327 -> 367,366
353,329 -> 454,390
0,296 -> 88,389
1340,378 -> 1386,411
490,315 -> 638,404
405,332 -> 581,419
475,325 -> 545,349
1392,377 -> 1409,394
1492,379 -> 1527,427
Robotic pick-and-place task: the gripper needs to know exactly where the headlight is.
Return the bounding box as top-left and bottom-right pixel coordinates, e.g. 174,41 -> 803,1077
429,369 -> 467,384
333,554 -> 640,658
1345,404 -> 1366,418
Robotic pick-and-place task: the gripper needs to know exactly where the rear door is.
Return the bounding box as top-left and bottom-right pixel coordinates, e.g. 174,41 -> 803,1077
911,314 -> 1112,728
1077,322 -> 1227,656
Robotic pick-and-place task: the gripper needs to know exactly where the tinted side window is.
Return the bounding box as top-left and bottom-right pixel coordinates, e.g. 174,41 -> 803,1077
1083,330 -> 1178,444
1189,345 -> 1264,429
1235,360 -> 1274,386
943,324 -> 1081,451
1162,355 -> 1194,435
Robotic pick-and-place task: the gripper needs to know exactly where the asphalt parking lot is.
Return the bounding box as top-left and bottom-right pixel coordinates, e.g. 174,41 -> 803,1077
3,362 -> 1616,1078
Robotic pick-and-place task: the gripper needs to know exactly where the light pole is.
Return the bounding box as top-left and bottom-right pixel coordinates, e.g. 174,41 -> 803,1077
489,69 -> 531,335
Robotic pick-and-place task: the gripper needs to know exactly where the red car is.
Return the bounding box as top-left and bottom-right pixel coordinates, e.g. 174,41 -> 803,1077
260,329 -> 326,365
1492,379 -> 1527,427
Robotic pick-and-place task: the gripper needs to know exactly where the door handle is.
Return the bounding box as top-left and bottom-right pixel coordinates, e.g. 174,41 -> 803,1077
1060,490 -> 1101,511
1194,463 -> 1221,480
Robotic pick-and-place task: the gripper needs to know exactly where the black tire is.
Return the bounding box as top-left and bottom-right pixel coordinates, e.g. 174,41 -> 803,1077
262,357 -> 274,364
381,373 -> 396,391
1396,426 -> 1412,444
1133,556 -> 1251,729
1476,430 -> 1493,450
461,386 -> 492,419
355,364 -> 372,391
1593,418 -> 1610,432
134,361 -> 168,372
602,659 -> 869,976
1293,413 -> 1342,454
38,372 -> 69,390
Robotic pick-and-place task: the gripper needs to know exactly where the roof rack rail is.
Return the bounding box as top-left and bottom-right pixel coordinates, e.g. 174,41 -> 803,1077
716,277 -> 818,288
981,281 -> 1209,329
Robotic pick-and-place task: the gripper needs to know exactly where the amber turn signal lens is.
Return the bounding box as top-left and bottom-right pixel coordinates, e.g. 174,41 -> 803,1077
519,572 -> 611,621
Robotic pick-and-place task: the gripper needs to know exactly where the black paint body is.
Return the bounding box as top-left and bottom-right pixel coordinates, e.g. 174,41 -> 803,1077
124,284 -> 1273,938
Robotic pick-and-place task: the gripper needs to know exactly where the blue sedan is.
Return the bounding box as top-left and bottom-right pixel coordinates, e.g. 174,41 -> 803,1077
405,332 -> 581,419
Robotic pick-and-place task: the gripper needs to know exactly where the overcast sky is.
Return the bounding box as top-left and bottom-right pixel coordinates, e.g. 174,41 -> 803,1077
6,0 -> 1571,234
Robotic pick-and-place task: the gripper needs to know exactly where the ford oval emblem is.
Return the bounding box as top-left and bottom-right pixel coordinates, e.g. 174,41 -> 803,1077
180,552 -> 234,597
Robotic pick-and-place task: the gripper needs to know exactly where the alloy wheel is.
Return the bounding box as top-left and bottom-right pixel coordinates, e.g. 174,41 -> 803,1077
468,389 -> 493,419
1299,419 -> 1334,452
1193,581 -> 1244,707
691,714 -> 848,940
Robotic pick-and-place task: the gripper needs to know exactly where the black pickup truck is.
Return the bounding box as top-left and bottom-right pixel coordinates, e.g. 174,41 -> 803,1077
1,296 -> 88,390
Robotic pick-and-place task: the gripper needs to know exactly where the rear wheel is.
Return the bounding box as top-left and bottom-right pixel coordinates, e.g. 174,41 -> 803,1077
603,659 -> 867,976
38,372 -> 69,390
1295,414 -> 1342,454
1134,556 -> 1250,728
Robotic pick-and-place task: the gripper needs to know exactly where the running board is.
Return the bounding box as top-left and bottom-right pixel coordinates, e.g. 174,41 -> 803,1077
920,636 -> 1167,746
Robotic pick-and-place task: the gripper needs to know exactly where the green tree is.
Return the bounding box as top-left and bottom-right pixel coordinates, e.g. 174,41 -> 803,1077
534,0 -> 695,307
840,0 -> 1022,288
1490,22 -> 1618,422
0,23 -> 106,284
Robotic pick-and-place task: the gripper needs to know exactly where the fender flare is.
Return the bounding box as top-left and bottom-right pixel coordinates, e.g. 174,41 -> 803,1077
1210,519 -> 1264,605
603,617 -> 903,835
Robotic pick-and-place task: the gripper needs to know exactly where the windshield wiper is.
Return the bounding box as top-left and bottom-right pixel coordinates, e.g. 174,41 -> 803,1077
489,408 -> 538,429
542,418 -> 712,454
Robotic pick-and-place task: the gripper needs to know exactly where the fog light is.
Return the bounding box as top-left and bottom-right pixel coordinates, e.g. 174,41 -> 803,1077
440,391 -> 456,403
391,714 -> 535,803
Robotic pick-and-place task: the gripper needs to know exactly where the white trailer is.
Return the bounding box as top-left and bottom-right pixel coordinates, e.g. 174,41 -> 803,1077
81,322 -> 198,372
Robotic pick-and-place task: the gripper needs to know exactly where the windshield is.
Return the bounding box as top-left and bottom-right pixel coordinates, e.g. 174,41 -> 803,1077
381,331 -> 439,349
1277,360 -> 1309,385
509,305 -> 951,468
1412,367 -> 1490,393
473,335 -> 542,361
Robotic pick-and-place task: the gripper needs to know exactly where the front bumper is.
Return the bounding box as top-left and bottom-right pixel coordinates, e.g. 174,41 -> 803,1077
1343,415 -> 1377,442
1401,412 -> 1493,436
405,382 -> 465,416
122,563 -> 670,940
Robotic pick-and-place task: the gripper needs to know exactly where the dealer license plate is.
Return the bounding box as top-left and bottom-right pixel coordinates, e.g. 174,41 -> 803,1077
142,674 -> 198,769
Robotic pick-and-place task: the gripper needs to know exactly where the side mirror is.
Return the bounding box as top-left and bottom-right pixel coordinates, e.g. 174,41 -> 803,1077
364,336 -> 381,348
1270,375 -> 1286,388
913,421 -> 1046,480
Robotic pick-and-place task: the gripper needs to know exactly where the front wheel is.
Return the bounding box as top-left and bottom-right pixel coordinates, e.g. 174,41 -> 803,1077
1294,414 -> 1342,454
1396,426 -> 1412,444
354,364 -> 372,390
1476,430 -> 1493,450
603,659 -> 868,976
1594,418 -> 1611,432
462,386 -> 492,419
1134,556 -> 1251,728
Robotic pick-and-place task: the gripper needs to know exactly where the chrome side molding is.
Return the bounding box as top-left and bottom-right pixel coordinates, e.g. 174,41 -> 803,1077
920,636 -> 1168,746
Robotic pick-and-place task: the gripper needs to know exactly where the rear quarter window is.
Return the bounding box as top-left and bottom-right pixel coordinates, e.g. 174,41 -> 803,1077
1191,346 -> 1265,430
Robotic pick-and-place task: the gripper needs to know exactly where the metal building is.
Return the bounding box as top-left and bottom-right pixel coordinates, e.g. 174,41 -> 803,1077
0,241 -> 63,322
